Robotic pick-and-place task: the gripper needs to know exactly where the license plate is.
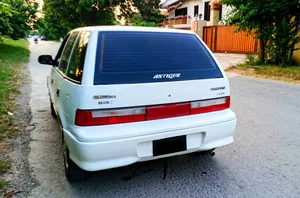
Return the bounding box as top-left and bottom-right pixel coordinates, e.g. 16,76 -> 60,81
153,135 -> 187,156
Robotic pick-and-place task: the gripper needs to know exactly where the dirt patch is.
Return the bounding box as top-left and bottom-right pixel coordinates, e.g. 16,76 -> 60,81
0,141 -> 10,157
226,65 -> 300,84
0,63 -> 39,197
226,66 -> 255,74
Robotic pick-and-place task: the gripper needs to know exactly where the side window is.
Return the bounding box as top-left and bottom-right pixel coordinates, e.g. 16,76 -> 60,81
66,31 -> 90,83
58,32 -> 79,74
54,34 -> 70,66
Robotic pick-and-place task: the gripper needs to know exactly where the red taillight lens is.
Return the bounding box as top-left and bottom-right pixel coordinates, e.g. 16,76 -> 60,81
146,103 -> 190,120
191,96 -> 230,114
75,97 -> 230,126
75,110 -> 93,126
75,108 -> 145,126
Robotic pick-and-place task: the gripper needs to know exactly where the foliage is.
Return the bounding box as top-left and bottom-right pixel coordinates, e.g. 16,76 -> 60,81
222,0 -> 300,65
0,38 -> 29,191
0,38 -> 29,137
132,0 -> 165,24
0,0 -> 38,40
0,160 -> 11,174
39,0 -> 165,39
245,54 -> 260,65
41,0 -> 118,40
0,179 -> 9,192
128,13 -> 143,24
128,13 -> 158,27
119,0 -> 165,24
133,22 -> 157,27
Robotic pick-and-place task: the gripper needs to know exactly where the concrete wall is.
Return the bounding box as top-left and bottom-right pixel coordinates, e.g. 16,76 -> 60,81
167,0 -> 233,26
175,0 -> 230,23
175,0 -> 202,24
191,20 -> 208,39
169,9 -> 175,18
201,0 -> 210,20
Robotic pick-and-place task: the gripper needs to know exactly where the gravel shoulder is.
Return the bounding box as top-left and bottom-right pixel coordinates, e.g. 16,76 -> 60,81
1,42 -> 38,197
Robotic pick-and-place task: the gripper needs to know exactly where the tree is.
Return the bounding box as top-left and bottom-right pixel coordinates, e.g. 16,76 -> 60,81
0,0 -> 38,40
0,2 -> 14,38
222,0 -> 300,65
117,0 -> 165,25
41,0 -> 120,40
132,0 -> 165,24
128,13 -> 158,27
39,0 -> 165,39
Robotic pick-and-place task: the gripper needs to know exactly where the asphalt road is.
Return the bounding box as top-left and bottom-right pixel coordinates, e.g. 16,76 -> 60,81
27,40 -> 300,198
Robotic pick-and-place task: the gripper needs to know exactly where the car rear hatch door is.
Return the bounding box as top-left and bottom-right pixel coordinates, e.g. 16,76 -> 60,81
76,30 -> 230,125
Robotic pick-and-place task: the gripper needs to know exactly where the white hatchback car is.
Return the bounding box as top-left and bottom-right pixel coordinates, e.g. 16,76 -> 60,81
38,26 -> 236,181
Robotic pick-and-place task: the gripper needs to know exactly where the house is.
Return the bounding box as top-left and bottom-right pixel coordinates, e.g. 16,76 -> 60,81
160,0 -> 169,16
160,0 -> 231,29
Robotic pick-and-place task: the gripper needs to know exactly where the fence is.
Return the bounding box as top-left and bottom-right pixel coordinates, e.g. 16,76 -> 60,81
203,25 -> 258,54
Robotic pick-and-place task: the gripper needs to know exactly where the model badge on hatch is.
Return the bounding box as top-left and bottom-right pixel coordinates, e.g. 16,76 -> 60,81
210,87 -> 225,91
93,95 -> 116,99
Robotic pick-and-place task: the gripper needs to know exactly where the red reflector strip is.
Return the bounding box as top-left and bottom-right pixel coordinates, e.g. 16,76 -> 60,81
146,103 -> 190,120
75,97 -> 230,126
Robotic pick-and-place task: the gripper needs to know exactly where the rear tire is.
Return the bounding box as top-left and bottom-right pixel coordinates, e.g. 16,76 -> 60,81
63,134 -> 89,182
50,100 -> 57,119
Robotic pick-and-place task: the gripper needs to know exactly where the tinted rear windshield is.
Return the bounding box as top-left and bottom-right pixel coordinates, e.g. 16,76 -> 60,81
94,31 -> 223,85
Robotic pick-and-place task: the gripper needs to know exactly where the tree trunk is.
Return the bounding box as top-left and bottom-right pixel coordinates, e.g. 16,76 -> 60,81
259,38 -> 265,64
288,15 -> 300,64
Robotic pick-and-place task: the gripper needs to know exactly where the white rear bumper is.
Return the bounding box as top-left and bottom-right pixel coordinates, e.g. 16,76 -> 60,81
64,114 -> 236,172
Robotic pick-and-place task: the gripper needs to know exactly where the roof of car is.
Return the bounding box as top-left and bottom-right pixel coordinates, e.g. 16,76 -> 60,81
71,26 -> 194,34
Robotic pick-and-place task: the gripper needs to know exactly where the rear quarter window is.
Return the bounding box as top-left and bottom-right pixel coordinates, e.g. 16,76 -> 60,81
66,31 -> 90,83
94,31 -> 223,85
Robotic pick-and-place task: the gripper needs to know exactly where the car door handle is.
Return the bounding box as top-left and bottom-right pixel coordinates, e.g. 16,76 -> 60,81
56,88 -> 60,97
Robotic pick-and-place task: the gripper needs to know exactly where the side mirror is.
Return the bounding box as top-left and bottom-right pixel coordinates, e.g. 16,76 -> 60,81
38,55 -> 53,65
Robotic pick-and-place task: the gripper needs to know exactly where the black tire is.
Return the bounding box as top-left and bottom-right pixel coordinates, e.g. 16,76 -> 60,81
50,100 -> 57,119
63,135 -> 89,182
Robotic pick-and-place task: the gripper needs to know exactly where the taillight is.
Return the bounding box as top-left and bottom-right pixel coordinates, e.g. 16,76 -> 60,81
75,96 -> 230,126
191,97 -> 230,114
146,103 -> 190,120
75,108 -> 145,126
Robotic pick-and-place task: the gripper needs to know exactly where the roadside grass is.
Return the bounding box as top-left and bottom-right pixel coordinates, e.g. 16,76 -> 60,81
226,64 -> 300,83
0,160 -> 11,174
0,180 -> 9,192
0,159 -> 11,189
0,37 -> 29,191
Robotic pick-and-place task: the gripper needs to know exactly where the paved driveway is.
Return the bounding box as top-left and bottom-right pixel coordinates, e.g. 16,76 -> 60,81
27,41 -> 300,198
214,53 -> 247,69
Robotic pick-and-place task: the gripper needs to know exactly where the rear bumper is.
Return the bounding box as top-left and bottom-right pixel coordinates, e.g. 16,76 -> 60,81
64,117 -> 236,172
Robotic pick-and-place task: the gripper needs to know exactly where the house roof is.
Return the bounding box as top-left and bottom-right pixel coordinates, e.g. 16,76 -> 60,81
160,0 -> 180,9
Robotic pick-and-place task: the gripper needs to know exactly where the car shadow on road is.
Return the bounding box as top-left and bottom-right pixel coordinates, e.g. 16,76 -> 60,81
68,152 -> 231,197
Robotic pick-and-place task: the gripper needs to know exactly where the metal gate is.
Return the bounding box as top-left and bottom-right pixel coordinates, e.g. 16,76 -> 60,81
203,25 -> 257,54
